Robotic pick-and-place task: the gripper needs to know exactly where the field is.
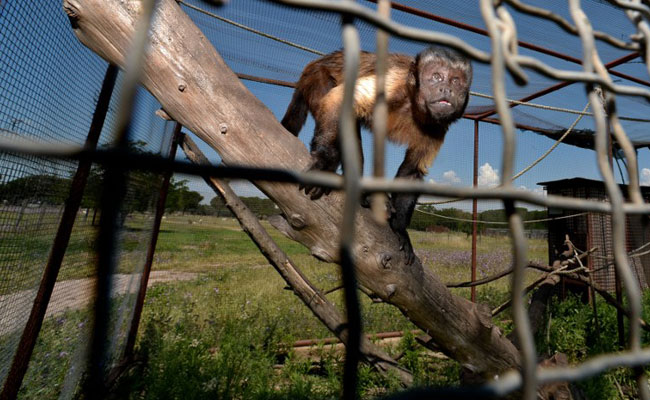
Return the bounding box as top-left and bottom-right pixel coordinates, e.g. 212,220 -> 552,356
145,214 -> 547,337
112,214 -> 546,399
4,213 -> 645,399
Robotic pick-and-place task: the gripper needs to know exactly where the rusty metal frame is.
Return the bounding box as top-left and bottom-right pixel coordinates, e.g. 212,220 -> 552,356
0,64 -> 119,400
122,123 -> 182,362
365,0 -> 650,88
2,0 -> 650,399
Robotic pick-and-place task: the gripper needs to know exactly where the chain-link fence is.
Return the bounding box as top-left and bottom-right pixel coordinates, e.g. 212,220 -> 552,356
2,0 -> 650,399
0,0 -> 174,398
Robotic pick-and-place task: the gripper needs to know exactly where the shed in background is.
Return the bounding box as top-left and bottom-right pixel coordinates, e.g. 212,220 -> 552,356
539,178 -> 650,292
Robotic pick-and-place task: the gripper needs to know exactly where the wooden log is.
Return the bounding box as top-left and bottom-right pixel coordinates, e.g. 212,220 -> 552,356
62,0 -> 521,378
179,133 -> 413,385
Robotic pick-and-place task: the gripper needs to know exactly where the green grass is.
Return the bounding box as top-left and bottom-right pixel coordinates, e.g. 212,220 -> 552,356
5,213 -> 554,399
536,292 -> 650,400
0,212 -> 159,295
14,309 -> 89,400
113,214 -> 546,398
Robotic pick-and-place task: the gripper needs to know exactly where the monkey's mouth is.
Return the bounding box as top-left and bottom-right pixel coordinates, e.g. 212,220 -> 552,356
428,99 -> 454,112
427,98 -> 453,109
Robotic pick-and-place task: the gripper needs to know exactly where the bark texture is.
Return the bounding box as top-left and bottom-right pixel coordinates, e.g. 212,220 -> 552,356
63,0 -> 521,378
179,133 -> 413,385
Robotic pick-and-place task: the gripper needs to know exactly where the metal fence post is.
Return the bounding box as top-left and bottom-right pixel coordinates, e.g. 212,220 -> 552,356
472,120 -> 479,303
123,123 -> 182,361
0,64 -> 118,400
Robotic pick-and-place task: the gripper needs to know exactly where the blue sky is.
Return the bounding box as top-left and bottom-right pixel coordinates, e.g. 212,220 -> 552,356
173,0 -> 650,211
178,78 -> 650,210
1,0 -> 649,212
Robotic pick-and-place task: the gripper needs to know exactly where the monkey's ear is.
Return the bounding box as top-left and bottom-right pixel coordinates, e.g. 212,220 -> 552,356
464,61 -> 474,88
407,61 -> 417,88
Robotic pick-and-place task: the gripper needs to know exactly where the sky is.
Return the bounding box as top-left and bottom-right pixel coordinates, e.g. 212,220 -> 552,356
170,0 -> 650,211
177,78 -> 650,211
1,0 -> 649,213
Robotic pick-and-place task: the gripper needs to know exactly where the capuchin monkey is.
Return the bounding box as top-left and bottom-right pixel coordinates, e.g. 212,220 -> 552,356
281,46 -> 472,264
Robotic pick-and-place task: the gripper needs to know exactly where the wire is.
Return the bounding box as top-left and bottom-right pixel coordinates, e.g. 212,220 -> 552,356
177,0 -> 325,55
414,208 -> 587,225
179,0 -> 650,124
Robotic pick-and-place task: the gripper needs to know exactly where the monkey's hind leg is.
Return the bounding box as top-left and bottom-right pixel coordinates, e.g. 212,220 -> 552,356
389,148 -> 426,265
300,120 -> 341,200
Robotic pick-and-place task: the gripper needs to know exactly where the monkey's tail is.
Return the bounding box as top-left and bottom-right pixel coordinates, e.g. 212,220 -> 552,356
281,89 -> 309,136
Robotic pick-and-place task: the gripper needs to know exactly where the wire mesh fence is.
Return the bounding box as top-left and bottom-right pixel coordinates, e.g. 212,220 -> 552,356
1,0 -> 650,399
0,0 -> 174,398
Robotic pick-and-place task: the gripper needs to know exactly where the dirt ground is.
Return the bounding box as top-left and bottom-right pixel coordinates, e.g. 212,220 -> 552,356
0,271 -> 198,336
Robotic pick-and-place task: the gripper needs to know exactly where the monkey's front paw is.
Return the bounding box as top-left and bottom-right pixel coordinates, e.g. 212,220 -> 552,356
298,183 -> 330,200
360,194 -> 371,208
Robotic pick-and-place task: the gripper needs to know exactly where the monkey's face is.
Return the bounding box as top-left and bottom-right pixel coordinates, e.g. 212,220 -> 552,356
411,48 -> 472,127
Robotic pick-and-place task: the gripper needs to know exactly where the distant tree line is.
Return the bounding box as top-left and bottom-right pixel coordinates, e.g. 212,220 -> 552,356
0,164 -> 545,231
164,178 -> 203,213
209,196 -> 278,218
0,172 -> 204,210
0,174 -> 71,206
0,141 -> 204,217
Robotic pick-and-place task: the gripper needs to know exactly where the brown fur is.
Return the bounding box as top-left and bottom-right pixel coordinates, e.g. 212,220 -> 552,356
282,46 -> 472,264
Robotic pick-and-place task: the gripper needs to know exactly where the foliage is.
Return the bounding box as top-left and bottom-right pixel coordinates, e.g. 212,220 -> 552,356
0,174 -> 70,205
480,207 -> 547,230
7,212 -> 609,400
209,195 -> 279,218
112,278 -> 454,399
165,177 -> 204,213
122,297 -> 277,399
395,331 -> 460,387
15,309 -> 90,400
208,195 -> 232,217
536,292 -> 650,400
52,140 -> 165,215
410,206 -> 473,233
80,165 -> 104,210
113,281 -> 340,400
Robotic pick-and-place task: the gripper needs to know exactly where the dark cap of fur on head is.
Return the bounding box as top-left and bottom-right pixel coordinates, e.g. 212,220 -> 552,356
416,45 -> 473,85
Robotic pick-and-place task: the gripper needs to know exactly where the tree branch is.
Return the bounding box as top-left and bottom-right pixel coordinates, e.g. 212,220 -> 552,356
63,0 -> 521,377
179,133 -> 413,384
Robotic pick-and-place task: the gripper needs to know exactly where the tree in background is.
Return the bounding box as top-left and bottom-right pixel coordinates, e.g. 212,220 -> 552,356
165,178 -> 204,214
209,196 -> 231,217
78,141 -> 164,222
0,174 -> 70,205
410,205 -> 547,233
209,195 -> 278,219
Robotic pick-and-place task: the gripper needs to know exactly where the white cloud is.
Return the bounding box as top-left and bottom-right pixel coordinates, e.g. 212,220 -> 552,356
517,185 -> 546,196
442,170 -> 461,184
428,178 -> 436,184
641,168 -> 650,186
478,163 -> 500,187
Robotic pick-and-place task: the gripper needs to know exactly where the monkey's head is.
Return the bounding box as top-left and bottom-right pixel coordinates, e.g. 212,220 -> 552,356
409,46 -> 472,128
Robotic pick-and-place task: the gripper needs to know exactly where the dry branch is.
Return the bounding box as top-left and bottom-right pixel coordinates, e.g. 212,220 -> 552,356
528,259 -> 650,333
63,0 -> 521,378
179,133 -> 413,385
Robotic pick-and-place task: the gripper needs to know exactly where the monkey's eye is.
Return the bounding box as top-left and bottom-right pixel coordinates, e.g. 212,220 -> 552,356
451,77 -> 460,85
432,72 -> 443,82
